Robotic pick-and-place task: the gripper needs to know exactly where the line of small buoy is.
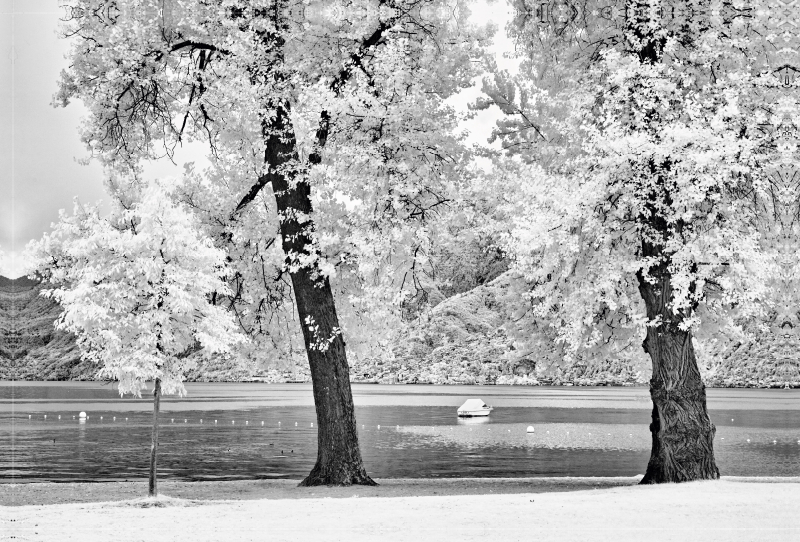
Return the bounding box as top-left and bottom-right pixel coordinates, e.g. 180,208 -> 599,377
23,416 -> 800,445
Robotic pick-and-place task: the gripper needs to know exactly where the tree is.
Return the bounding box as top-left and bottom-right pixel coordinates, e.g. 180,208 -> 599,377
55,0 -> 488,485
479,1 -> 776,482
28,179 -> 244,497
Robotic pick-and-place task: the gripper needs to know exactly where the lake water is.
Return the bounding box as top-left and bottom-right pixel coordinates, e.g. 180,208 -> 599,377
2,382 -> 798,481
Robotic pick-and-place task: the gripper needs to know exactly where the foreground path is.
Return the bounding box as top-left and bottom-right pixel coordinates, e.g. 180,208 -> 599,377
2,478 -> 798,542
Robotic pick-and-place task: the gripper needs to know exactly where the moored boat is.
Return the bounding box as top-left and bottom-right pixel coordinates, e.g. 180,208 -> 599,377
457,399 -> 493,417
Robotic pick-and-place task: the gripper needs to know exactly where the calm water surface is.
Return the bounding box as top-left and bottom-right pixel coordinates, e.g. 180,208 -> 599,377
2,382 -> 798,481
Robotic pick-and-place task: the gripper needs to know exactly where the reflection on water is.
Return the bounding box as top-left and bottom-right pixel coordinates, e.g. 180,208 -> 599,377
1,383 -> 798,481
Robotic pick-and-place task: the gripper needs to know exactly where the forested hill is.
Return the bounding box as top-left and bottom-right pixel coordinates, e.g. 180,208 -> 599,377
349,272 -> 800,388
0,276 -> 90,380
2,273 -> 797,387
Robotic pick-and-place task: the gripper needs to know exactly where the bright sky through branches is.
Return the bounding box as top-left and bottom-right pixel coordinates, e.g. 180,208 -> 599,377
0,0 -> 511,278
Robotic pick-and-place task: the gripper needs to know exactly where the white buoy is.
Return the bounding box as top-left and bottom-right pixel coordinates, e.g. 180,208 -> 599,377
261,421 -> 264,426
29,415 -> 31,419
295,422 -> 298,426
79,412 -> 87,419
171,419 -> 174,423
44,415 -> 47,419
200,419 -> 203,423
58,415 -> 61,420
747,439 -> 750,442
731,419 -> 734,422
215,420 -> 218,424
125,417 -> 128,421
311,423 -> 314,427
100,416 -> 103,420
184,419 -> 187,423
232,420 -> 235,425
113,417 -> 116,421
246,421 -> 249,425
396,425 -> 399,430
527,426 -> 535,433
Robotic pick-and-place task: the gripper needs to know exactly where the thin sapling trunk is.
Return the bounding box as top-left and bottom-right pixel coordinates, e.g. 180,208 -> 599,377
149,377 -> 162,497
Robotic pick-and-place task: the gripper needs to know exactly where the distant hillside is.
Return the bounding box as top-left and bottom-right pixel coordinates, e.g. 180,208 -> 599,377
3,273 -> 797,387
0,276 -> 92,380
349,272 -> 800,388
0,276 -> 257,382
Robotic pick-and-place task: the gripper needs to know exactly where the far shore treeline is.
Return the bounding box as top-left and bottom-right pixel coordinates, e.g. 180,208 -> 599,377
2,275 -> 796,389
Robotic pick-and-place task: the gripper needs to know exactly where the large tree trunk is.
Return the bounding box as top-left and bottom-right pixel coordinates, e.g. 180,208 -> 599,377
637,267 -> 719,484
260,106 -> 374,487
149,377 -> 161,497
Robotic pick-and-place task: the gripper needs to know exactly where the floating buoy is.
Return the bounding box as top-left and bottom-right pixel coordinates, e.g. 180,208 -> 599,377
73,416 -> 75,419
171,419 -> 174,423
731,419 -> 734,422
508,429 -> 511,432
29,415 -> 31,419
295,422 -> 298,426
113,417 -> 116,421
773,440 -> 777,444
246,421 -> 249,425
232,420 -> 235,425
100,416 -> 103,420
377,425 -> 380,430
58,415 -> 61,420
215,420 -> 218,424
184,419 -> 187,423
546,431 -> 549,434
747,439 -> 750,442
721,437 -> 724,440
200,419 -> 203,423
311,423 -> 314,427
79,412 -> 86,419
396,425 -> 399,430
44,415 -> 47,419
261,421 -> 264,426
362,425 -> 365,429
527,426 -> 535,433
125,417 -> 128,421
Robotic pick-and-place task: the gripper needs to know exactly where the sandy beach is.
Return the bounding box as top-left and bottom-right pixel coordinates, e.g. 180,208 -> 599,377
2,477 -> 798,541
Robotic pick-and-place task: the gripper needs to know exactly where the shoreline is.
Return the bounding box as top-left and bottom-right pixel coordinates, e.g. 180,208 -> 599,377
3,478 -> 799,542
3,475 -> 798,507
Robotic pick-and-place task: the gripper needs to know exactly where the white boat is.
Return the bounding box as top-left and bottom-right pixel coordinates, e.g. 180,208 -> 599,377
457,399 -> 493,417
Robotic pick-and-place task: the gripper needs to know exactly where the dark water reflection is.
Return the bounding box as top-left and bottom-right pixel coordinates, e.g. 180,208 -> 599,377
2,384 -> 798,481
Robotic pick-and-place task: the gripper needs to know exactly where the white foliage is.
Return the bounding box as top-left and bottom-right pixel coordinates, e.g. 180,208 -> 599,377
28,179 -> 246,397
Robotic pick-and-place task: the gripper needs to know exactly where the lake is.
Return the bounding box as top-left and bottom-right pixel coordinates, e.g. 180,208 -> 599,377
2,382 -> 798,481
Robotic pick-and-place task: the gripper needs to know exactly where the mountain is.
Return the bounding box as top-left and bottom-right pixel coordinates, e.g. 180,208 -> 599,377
0,276 -> 92,380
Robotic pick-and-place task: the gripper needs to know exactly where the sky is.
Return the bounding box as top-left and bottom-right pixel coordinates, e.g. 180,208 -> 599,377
0,0 -> 512,278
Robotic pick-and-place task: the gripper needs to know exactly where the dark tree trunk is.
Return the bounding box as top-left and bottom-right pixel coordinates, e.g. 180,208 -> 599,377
637,263 -> 719,484
149,377 -> 161,497
259,105 -> 374,487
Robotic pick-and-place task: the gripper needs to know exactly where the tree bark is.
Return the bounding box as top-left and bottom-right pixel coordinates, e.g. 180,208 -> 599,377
149,378 -> 161,497
262,105 -> 374,487
637,264 -> 720,484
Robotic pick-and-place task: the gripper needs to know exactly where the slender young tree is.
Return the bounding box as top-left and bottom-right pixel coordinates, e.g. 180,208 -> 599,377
56,0 -> 487,485
29,180 -> 243,496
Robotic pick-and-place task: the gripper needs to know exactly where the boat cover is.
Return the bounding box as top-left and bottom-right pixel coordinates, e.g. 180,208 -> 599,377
458,399 -> 489,411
